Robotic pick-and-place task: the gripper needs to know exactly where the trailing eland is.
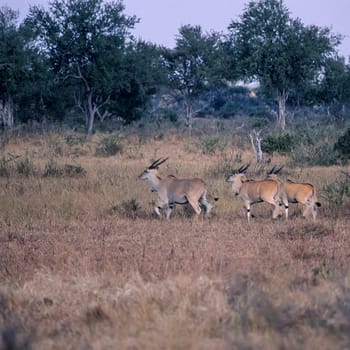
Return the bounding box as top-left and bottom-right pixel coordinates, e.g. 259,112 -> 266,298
227,164 -> 287,221
139,158 -> 213,219
267,166 -> 321,221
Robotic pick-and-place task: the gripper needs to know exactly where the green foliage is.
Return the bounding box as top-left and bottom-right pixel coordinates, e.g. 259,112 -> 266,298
0,6 -> 47,127
26,0 -> 145,134
200,136 -> 227,154
334,128 -> 350,159
322,172 -> 350,206
318,57 -> 350,106
313,263 -> 333,279
291,143 -> 338,167
96,134 -> 123,156
220,101 -> 239,118
161,25 -> 221,128
262,133 -> 293,154
64,134 -> 86,147
228,0 -> 340,128
160,108 -> 178,123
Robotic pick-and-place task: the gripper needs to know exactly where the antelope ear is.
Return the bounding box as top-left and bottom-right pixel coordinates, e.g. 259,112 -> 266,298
240,174 -> 248,182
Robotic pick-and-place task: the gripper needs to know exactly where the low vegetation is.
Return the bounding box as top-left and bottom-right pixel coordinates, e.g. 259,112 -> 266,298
0,122 -> 349,349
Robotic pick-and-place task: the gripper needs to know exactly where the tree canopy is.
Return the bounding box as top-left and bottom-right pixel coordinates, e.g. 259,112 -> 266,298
227,0 -> 341,129
0,0 -> 348,133
161,25 -> 221,130
26,0 -> 139,134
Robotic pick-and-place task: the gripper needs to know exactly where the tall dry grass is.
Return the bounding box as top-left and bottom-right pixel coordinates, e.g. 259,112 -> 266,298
0,131 -> 349,349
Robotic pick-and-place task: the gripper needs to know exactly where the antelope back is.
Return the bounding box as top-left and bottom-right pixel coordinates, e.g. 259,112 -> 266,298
283,180 -> 314,203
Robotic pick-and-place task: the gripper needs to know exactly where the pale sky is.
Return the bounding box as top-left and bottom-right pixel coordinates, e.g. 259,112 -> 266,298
4,0 -> 350,58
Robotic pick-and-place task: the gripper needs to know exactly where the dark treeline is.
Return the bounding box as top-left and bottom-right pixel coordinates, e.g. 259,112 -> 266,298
1,0 -> 350,135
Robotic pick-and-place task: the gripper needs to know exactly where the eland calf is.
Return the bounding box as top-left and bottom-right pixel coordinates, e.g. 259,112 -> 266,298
267,166 -> 321,220
138,158 -> 213,219
227,164 -> 286,221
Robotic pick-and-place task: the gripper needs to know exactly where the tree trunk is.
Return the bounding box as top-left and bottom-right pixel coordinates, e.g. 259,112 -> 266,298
86,91 -> 95,136
277,89 -> 288,130
249,130 -> 263,163
184,98 -> 193,134
0,95 -> 14,129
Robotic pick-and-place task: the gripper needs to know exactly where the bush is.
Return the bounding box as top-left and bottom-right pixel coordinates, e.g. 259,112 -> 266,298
322,172 -> 350,206
43,159 -> 86,177
63,164 -> 86,177
290,143 -> 338,167
334,128 -> 350,160
0,155 -> 17,177
64,134 -> 86,147
96,133 -> 123,157
111,198 -> 144,219
160,108 -> 178,123
200,136 -> 227,154
262,133 -> 294,154
16,156 -> 36,177
43,159 -> 63,177
220,101 -> 240,119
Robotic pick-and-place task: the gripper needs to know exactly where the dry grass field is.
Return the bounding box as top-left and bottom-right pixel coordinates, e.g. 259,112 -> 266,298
0,129 -> 350,349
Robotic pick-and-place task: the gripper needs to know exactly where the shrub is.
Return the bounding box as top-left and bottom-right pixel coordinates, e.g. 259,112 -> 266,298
161,108 -> 178,123
262,133 -> 294,154
16,156 -> 36,177
63,164 -> 86,177
64,134 -> 86,147
0,155 -> 16,177
43,159 -> 63,177
313,263 -> 333,279
0,155 -> 36,177
200,136 -> 227,154
96,134 -> 123,157
111,198 -> 143,219
290,144 -> 338,166
207,152 -> 242,178
334,128 -> 350,160
322,172 -> 350,206
43,159 -> 86,177
220,101 -> 240,119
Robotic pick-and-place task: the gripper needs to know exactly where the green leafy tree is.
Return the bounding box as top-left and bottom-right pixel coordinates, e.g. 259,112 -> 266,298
0,6 -> 38,129
228,0 -> 341,129
26,0 -> 138,135
334,128 -> 350,160
161,25 -> 221,131
108,40 -> 167,124
318,57 -> 350,113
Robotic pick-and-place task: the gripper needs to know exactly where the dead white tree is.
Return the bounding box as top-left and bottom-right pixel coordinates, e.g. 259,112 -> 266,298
249,129 -> 263,163
0,96 -> 14,129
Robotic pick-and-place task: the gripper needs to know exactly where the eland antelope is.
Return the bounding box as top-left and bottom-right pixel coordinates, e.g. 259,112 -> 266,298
227,164 -> 286,221
138,158 -> 213,219
266,166 -> 321,221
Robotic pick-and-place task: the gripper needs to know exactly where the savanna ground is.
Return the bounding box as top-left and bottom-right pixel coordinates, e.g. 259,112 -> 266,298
0,121 -> 350,349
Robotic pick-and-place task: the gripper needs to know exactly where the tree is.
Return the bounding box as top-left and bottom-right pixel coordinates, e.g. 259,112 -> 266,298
228,0 -> 341,129
161,25 -> 221,131
318,57 -> 350,114
0,6 -> 33,129
26,0 -> 138,135
108,40 -> 167,124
